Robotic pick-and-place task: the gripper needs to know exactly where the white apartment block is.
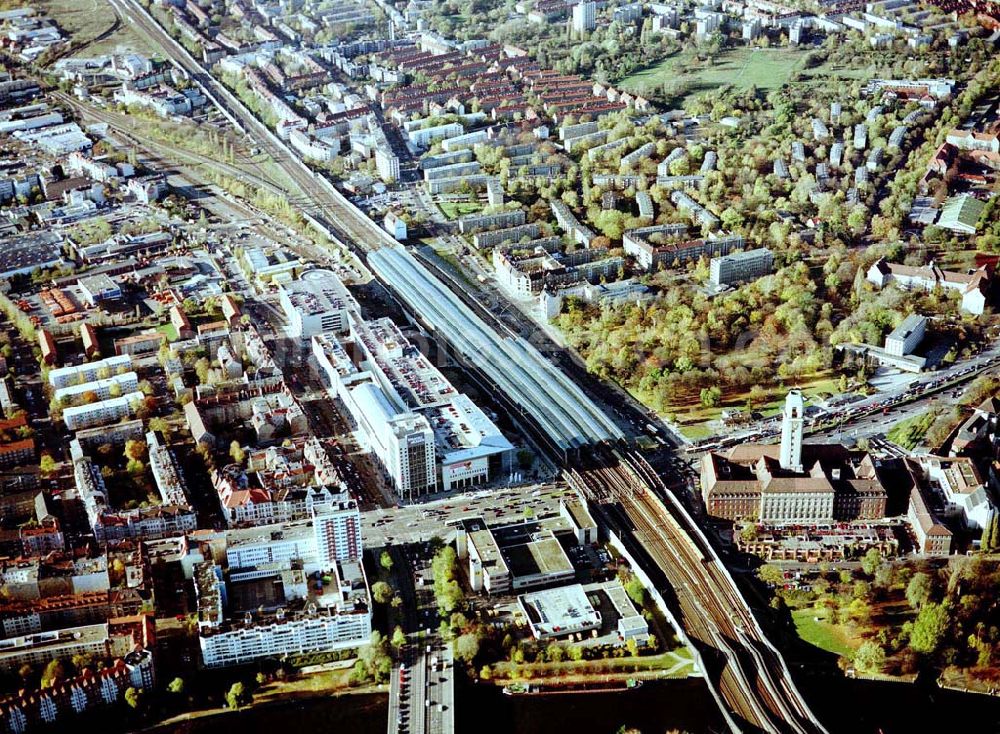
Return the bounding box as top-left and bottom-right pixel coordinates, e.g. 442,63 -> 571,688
405,122 -> 463,149
0,623 -> 111,674
375,146 -> 400,182
314,502 -> 363,566
198,608 -> 371,668
63,391 -> 144,431
48,355 -> 132,389
225,521 -> 320,572
54,371 -> 139,405
147,430 -> 190,507
709,248 -> 774,287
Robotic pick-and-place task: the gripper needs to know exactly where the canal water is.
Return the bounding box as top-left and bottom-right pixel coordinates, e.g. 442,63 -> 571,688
161,673 -> 1000,734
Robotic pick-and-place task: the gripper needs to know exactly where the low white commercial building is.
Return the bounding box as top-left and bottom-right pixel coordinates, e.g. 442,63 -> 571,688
519,584 -> 601,639
884,314 -> 926,357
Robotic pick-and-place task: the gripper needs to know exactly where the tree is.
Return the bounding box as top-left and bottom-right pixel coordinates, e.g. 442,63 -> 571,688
905,572 -> 934,610
225,681 -> 251,709
380,550 -> 394,572
756,564 -> 784,586
41,659 -> 65,688
853,641 -> 886,674
860,548 -> 883,576
700,385 -> 722,408
229,441 -> 246,465
357,631 -> 392,683
124,439 -> 146,463
194,357 -> 211,384
623,574 -> 646,606
391,626 -> 407,651
167,677 -> 185,694
71,653 -> 95,671
455,633 -> 480,663
124,686 -> 143,710
909,603 -> 950,655
39,454 -> 57,476
432,546 -> 464,615
371,581 -> 393,604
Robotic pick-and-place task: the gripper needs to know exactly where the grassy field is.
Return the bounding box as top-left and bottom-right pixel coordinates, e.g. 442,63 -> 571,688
792,608 -> 860,658
492,647 -> 696,682
156,323 -> 179,342
438,201 -> 481,220
619,47 -> 806,103
42,0 -> 156,56
886,409 -> 938,450
663,372 -> 842,441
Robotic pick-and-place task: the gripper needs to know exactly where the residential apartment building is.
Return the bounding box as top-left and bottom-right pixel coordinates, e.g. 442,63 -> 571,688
195,558 -> 371,668
53,371 -> 139,405
147,430 -> 190,508
314,500 -> 363,566
0,623 -> 111,674
709,248 -> 774,286
63,392 -> 143,431
456,209 -> 525,234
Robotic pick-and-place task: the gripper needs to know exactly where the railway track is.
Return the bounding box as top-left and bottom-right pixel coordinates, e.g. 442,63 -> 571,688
568,449 -> 826,734
109,0 -> 400,262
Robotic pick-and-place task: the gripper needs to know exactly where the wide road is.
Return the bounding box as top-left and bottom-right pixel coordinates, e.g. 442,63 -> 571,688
109,0 -> 399,256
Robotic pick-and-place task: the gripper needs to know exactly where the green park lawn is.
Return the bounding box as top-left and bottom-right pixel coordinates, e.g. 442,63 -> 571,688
438,201 -> 481,220
619,46 -> 885,107
156,323 -> 179,342
792,607 -> 860,658
619,47 -> 806,103
661,372 -> 842,441
886,410 -> 937,450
